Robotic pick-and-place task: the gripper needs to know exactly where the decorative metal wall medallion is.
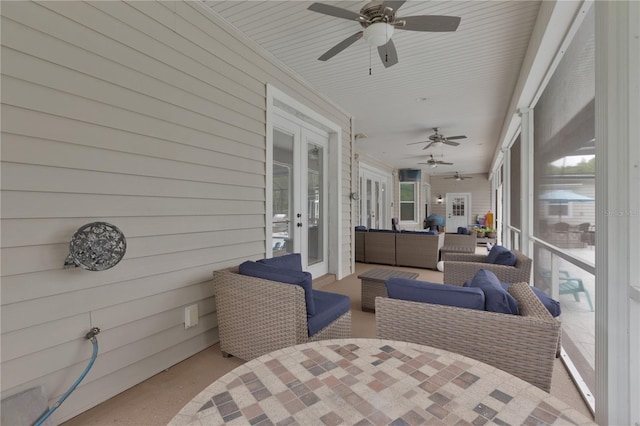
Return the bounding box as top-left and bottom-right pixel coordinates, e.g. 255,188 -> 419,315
64,222 -> 127,271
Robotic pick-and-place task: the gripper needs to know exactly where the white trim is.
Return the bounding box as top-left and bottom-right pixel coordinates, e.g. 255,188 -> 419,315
594,1 -> 640,424
266,84 -> 344,279
519,107 -> 535,257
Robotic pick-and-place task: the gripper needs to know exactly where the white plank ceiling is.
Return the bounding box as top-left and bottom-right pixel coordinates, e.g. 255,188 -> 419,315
205,0 -> 541,175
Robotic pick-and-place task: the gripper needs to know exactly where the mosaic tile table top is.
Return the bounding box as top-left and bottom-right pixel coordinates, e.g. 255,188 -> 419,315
169,338 -> 595,426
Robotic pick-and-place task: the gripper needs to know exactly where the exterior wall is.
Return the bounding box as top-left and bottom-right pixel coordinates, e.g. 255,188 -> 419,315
0,1 -> 352,423
429,173 -> 491,228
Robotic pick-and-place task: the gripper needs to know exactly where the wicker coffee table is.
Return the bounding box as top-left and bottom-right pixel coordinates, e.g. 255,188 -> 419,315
358,268 -> 419,312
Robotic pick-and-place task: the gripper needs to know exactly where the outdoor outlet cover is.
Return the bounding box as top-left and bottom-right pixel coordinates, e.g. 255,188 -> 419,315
185,304 -> 198,329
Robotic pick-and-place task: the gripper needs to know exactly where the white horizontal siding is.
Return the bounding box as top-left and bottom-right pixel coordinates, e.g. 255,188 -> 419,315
0,1 -> 352,422
429,173 -> 491,223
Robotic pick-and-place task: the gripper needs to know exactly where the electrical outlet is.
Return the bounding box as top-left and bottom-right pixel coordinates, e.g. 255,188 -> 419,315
184,304 -> 198,329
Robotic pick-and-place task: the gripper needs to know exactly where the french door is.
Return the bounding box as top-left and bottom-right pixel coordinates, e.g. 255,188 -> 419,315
359,164 -> 390,230
270,113 -> 328,277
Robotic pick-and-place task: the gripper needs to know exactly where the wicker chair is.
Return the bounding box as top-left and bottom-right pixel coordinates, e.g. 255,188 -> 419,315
439,233 -> 477,259
213,267 -> 351,360
395,232 -> 444,269
375,282 -> 561,392
443,249 -> 532,286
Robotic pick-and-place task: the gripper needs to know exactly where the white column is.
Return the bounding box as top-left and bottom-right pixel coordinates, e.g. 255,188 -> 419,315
594,1 -> 640,424
518,107 -> 534,257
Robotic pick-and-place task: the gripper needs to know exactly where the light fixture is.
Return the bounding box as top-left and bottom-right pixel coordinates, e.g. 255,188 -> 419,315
428,162 -> 438,168
436,194 -> 444,204
350,192 -> 360,201
355,133 -> 368,140
363,23 -> 394,47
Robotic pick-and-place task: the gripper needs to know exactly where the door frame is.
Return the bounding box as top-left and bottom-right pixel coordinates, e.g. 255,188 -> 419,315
266,84 -> 343,279
445,192 -> 472,232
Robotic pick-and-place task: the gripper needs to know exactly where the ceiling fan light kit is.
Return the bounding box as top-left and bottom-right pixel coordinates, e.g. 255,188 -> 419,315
363,22 -> 394,46
307,1 -> 460,67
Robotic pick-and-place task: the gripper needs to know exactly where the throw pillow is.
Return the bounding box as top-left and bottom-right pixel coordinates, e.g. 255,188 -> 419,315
386,277 -> 485,310
457,227 -> 470,235
486,245 -> 517,266
258,253 -> 303,271
466,269 -> 519,314
238,260 -> 315,316
500,282 -> 561,317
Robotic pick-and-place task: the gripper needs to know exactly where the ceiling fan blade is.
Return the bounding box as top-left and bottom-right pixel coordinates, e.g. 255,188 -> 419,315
422,142 -> 435,150
318,32 -> 363,61
398,15 -> 461,32
377,39 -> 398,68
446,135 -> 467,140
307,3 -> 366,22
443,140 -> 460,146
438,161 -> 454,165
407,140 -> 428,146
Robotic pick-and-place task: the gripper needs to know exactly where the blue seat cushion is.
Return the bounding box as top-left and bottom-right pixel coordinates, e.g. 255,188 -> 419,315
500,283 -> 562,317
486,245 -> 517,266
307,290 -> 350,336
257,253 -> 303,271
465,269 -> 519,315
238,260 -> 315,316
386,278 -> 485,310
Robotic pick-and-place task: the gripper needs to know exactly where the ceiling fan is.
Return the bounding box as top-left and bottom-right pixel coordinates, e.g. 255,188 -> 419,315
408,127 -> 467,150
445,172 -> 473,181
418,154 -> 453,169
307,1 -> 461,68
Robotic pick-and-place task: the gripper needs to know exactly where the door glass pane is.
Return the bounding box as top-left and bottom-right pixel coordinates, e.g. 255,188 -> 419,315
307,143 -> 323,266
272,129 -> 294,256
375,181 -> 380,229
366,179 -> 372,229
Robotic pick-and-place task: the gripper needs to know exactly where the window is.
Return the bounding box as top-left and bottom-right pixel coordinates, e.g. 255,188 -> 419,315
547,203 -> 570,218
399,182 -> 417,222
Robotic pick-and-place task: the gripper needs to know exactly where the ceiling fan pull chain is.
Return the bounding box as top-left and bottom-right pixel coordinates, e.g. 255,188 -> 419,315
369,45 -> 372,75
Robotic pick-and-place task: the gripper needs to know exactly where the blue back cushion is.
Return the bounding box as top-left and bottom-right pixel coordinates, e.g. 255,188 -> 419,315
486,245 -> 517,266
307,290 -> 350,336
457,227 -> 470,235
257,253 -> 303,271
465,269 -> 519,314
238,260 -> 315,316
500,283 -> 562,317
386,278 -> 485,310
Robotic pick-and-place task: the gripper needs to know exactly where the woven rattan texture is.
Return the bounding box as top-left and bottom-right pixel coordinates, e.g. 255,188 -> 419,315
212,267 -> 351,361
440,234 -> 478,257
443,250 -> 532,286
375,288 -> 560,392
395,233 -> 444,269
358,269 -> 420,312
363,232 -> 397,265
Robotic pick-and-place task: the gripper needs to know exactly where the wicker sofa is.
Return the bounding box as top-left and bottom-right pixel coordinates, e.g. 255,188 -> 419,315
395,232 -> 444,269
361,229 -> 444,269
443,249 -> 532,286
212,266 -> 351,360
375,281 -> 561,392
